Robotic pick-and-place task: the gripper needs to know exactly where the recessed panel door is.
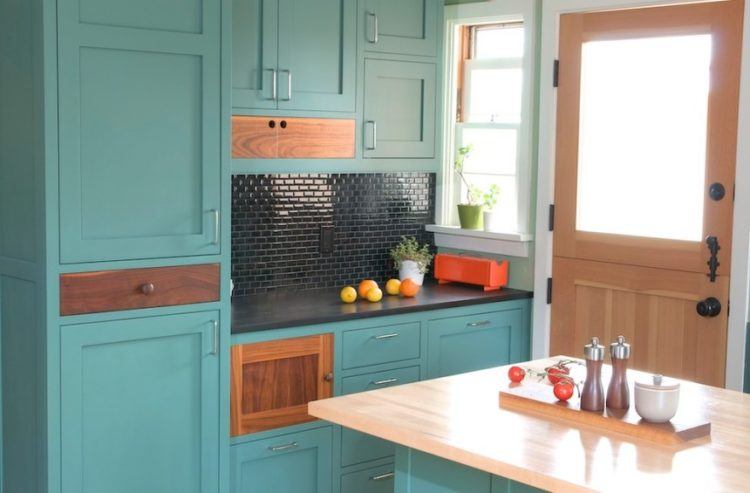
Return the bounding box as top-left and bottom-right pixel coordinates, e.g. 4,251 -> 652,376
233,0 -> 279,110
551,1 -> 743,386
362,0 -> 439,57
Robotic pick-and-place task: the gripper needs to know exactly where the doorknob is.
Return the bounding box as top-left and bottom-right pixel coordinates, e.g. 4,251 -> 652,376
696,297 -> 722,317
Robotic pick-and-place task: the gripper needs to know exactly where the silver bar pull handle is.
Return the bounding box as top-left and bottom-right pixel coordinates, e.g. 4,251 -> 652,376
210,320 -> 219,356
210,209 -> 219,245
265,68 -> 278,100
365,120 -> 377,150
369,472 -> 394,481
366,11 -> 379,43
371,378 -> 398,386
373,332 -> 398,340
467,320 -> 491,327
268,441 -> 299,452
279,69 -> 292,101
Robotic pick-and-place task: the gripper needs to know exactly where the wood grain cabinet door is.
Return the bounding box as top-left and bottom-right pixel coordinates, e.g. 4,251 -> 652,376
57,0 -> 221,263
231,333 -> 333,436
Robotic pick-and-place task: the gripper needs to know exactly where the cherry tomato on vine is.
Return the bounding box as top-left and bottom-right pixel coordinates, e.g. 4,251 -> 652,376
546,365 -> 570,385
553,381 -> 574,401
507,366 -> 526,383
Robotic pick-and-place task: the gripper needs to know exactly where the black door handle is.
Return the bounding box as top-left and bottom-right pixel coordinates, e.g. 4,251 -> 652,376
696,297 -> 722,317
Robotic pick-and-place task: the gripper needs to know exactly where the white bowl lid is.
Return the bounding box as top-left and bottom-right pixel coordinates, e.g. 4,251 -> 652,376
634,374 -> 680,391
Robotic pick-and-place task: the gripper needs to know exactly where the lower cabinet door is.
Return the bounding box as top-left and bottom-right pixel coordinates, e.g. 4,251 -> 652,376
341,463 -> 395,493
340,366 -> 420,466
231,426 -> 333,493
60,311 -> 220,493
427,306 -> 526,379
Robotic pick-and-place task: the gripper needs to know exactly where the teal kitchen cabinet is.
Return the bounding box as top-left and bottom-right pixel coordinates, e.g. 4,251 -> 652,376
363,59 -> 437,159
232,426 -> 333,493
361,0 -> 440,57
341,462 -> 396,493
426,300 -> 530,379
57,0 -> 222,263
232,0 -> 356,112
60,311 -> 221,493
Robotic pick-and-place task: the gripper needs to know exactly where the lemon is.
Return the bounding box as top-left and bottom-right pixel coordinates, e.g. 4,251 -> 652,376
385,279 -> 401,296
340,286 -> 357,303
366,287 -> 383,303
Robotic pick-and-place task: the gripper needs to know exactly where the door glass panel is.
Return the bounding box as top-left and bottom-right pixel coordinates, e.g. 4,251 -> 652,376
576,34 -> 711,242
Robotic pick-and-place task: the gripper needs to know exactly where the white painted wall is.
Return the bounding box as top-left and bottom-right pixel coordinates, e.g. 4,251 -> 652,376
532,0 -> 750,390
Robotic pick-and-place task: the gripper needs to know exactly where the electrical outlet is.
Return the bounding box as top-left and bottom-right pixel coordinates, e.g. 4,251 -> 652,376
320,225 -> 334,254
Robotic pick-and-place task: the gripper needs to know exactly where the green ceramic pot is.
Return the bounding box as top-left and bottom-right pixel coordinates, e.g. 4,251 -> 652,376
457,204 -> 484,230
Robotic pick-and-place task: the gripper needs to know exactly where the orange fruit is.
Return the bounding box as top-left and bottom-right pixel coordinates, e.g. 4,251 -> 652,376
340,286 -> 357,303
358,279 -> 379,298
385,279 -> 401,296
366,287 -> 383,302
399,278 -> 420,298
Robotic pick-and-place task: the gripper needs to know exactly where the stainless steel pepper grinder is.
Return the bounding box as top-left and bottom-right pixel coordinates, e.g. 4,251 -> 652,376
606,335 -> 631,410
581,337 -> 605,412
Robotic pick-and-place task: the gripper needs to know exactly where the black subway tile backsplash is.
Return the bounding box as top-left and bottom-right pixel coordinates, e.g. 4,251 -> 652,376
232,173 -> 435,297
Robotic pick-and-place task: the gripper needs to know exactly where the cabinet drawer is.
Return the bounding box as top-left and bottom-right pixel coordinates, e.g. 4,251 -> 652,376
60,264 -> 220,316
341,322 -> 420,369
341,463 -> 395,493
341,366 -> 419,466
231,426 -> 333,493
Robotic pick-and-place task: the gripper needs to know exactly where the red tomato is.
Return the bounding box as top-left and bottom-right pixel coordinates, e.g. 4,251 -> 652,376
553,381 -> 574,401
507,366 -> 526,383
546,365 -> 570,385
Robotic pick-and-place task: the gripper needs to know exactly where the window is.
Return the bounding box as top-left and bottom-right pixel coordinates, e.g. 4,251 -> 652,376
452,22 -> 526,234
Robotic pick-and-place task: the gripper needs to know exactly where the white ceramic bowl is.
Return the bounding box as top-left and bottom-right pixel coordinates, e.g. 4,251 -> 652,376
634,375 -> 680,423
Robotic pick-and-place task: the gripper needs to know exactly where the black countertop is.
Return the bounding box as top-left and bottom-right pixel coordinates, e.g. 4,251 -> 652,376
231,282 -> 533,334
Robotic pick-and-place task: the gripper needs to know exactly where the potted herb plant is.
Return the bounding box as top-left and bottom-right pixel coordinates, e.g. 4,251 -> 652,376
454,145 -> 483,230
482,184 -> 501,232
390,236 -> 433,286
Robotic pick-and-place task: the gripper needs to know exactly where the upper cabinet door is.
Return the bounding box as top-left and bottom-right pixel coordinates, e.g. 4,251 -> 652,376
362,0 -> 439,57
233,0 -> 279,110
58,0 -> 221,263
363,59 -> 436,158
276,0 -> 356,112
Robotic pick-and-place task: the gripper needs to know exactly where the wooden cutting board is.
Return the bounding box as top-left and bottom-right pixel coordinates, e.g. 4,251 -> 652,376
498,359 -> 711,446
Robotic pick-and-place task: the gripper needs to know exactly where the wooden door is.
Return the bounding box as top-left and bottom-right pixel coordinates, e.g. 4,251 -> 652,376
61,311 -> 220,493
362,0 -> 439,57
363,59 -> 437,159
58,0 -> 221,262
232,0 -> 279,110
277,0 -> 356,112
230,333 -> 333,435
551,1 -> 744,387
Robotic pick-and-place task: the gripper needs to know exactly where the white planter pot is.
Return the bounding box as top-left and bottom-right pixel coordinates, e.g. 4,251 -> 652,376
398,260 -> 425,286
483,210 -> 500,232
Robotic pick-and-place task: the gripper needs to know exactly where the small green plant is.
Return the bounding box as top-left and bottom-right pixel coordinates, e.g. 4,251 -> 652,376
390,236 -> 433,274
482,184 -> 501,211
454,145 -> 482,205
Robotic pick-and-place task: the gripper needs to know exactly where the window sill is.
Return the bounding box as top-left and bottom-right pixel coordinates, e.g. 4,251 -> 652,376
425,225 -> 534,258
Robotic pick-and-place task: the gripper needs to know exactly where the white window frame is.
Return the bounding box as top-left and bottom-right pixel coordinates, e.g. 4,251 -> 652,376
436,4 -> 538,256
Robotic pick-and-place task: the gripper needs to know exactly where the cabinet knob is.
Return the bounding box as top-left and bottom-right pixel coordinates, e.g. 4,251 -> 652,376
324,372 -> 334,382
280,120 -> 287,129
268,120 -> 276,129
140,283 -> 155,295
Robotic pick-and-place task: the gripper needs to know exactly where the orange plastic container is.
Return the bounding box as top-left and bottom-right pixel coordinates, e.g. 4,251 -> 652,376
433,253 -> 509,291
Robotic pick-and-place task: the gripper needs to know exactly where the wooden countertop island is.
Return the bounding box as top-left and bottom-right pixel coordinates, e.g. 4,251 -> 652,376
309,358 -> 750,492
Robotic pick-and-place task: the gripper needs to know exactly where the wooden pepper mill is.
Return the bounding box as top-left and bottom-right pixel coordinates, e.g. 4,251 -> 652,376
606,335 -> 631,409
581,337 -> 605,412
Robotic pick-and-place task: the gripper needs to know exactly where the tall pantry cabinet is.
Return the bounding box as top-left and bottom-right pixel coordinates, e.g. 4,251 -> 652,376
0,0 -> 231,491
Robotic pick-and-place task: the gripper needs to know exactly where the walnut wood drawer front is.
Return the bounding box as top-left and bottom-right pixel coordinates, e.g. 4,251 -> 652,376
341,322 -> 421,370
232,115 -> 355,159
60,264 -> 220,316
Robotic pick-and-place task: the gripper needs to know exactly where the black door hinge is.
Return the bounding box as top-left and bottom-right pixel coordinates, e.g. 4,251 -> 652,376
546,277 -> 553,304
548,204 -> 555,231
553,59 -> 560,88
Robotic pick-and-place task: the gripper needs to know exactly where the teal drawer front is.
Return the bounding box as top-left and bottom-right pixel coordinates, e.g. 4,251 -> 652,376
341,463 -> 395,493
231,426 -> 333,493
427,308 -> 524,379
341,322 -> 420,369
341,366 -> 420,466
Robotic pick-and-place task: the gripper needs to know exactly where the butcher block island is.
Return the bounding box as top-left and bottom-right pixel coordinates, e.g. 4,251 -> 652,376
308,358 -> 750,493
